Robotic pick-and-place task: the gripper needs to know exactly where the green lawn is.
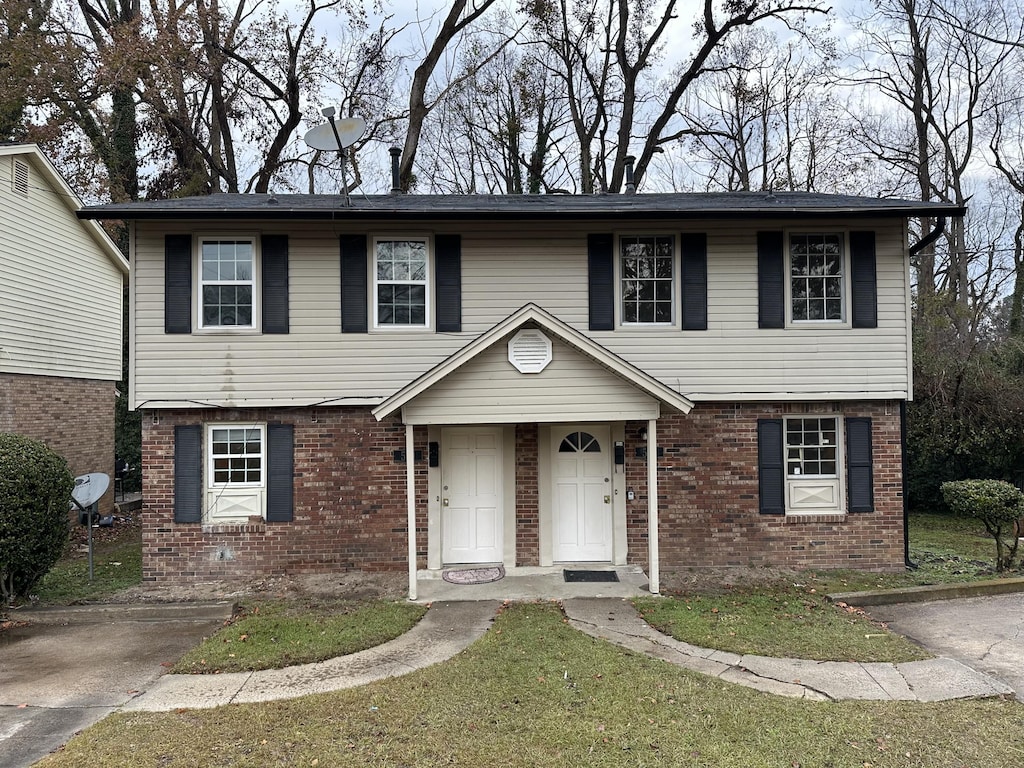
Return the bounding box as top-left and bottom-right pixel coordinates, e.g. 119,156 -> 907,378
173,599 -> 426,673
32,532 -> 143,604
36,602 -> 1024,768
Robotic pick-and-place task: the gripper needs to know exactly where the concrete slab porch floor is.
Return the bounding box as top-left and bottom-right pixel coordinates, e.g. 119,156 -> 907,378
413,564 -> 651,603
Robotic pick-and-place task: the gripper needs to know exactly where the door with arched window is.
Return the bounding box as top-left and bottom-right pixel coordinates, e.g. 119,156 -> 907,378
552,426 -> 612,561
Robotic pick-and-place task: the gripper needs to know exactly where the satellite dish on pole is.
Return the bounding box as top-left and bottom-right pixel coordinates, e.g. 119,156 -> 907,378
303,117 -> 366,151
303,108 -> 366,205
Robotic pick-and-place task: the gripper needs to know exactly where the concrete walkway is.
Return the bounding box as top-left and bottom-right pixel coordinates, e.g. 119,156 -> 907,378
122,600 -> 500,712
125,597 -> 1013,712
562,598 -> 1014,702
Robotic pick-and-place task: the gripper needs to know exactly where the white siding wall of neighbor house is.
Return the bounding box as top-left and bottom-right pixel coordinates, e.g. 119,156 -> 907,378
0,154 -> 124,381
130,218 -> 909,409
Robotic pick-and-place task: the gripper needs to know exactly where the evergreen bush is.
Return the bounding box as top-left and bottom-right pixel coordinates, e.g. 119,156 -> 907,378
0,433 -> 74,603
940,479 -> 1024,571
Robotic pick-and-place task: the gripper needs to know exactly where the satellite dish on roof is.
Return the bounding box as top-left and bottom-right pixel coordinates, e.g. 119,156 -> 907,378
303,107 -> 365,205
303,117 -> 366,151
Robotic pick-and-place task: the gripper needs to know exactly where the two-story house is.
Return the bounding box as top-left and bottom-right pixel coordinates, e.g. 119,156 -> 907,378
1,144 -> 127,513
80,186 -> 962,597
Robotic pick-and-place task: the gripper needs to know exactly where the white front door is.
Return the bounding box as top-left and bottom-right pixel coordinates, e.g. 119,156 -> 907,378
441,428 -> 503,564
552,426 -> 613,562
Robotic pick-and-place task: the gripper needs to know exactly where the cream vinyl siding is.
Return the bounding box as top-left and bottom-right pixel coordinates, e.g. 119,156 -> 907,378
401,336 -> 660,424
0,154 -> 124,381
130,218 -> 910,409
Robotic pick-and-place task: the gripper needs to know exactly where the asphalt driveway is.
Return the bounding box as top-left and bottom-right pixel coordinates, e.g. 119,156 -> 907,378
0,603 -> 230,768
867,592 -> 1024,702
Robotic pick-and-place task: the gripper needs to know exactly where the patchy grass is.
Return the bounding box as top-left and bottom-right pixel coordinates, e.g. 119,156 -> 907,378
36,602 -> 1024,768
635,585 -> 928,662
32,522 -> 143,604
173,599 -> 427,673
636,512 -> 1016,662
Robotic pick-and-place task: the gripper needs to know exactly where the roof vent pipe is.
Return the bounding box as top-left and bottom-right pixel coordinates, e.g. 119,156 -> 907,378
624,155 -> 636,195
389,147 -> 402,194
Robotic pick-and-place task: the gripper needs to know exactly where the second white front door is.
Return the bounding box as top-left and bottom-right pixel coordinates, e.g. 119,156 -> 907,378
552,426 -> 613,562
441,427 -> 503,564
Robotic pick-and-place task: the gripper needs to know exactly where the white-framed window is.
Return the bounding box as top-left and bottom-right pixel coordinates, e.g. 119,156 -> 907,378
205,423 -> 266,521
788,232 -> 846,324
199,237 -> 257,329
785,416 -> 843,513
373,237 -> 430,328
619,234 -> 674,325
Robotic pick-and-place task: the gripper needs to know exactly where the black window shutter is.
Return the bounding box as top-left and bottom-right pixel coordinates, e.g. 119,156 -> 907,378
340,234 -> 368,333
165,234 -> 192,334
849,231 -> 878,329
680,233 -> 708,330
846,417 -> 874,512
757,419 -> 785,515
758,231 -> 785,329
261,234 -> 289,334
435,234 -> 462,332
174,425 -> 202,523
266,423 -> 294,522
588,233 -> 614,330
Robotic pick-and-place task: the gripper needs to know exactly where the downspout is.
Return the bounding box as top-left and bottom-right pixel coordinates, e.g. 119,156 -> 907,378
902,218 -> 944,569
909,216 -> 946,257
901,400 -> 916,569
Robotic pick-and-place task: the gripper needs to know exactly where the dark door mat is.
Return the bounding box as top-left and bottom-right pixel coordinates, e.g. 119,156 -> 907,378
563,569 -> 620,583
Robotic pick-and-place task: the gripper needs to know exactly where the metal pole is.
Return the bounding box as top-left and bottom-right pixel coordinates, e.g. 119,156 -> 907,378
327,115 -> 351,207
87,503 -> 95,581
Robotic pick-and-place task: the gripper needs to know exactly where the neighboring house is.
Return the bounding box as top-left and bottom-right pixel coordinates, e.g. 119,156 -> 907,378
80,185 -> 962,596
0,144 -> 128,514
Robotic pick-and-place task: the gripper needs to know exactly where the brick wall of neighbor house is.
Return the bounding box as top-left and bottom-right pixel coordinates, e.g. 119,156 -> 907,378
0,372 -> 116,514
625,401 -> 906,572
141,407 -> 429,585
515,424 -> 540,566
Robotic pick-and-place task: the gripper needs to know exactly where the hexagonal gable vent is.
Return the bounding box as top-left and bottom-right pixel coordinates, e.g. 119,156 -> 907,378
508,328 -> 552,373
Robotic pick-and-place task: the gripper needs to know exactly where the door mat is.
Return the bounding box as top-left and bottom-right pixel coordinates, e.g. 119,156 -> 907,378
563,569 -> 620,583
442,565 -> 505,585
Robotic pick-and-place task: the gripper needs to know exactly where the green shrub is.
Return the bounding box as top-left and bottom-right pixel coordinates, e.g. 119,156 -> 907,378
940,479 -> 1024,571
0,433 -> 74,603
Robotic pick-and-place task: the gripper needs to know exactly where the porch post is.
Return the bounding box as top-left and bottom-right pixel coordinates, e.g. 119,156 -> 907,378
647,418 -> 659,594
406,423 -> 417,601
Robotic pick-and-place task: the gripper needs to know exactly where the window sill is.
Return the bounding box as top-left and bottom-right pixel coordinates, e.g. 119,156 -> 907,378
784,512 -> 847,524
202,519 -> 266,534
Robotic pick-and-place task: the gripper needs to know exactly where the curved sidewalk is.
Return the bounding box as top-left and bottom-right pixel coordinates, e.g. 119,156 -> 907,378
562,598 -> 1014,702
121,600 -> 500,712
121,596 -> 1013,712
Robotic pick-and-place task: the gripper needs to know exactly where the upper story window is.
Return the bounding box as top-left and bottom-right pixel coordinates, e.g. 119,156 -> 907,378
789,233 -> 844,323
374,238 -> 429,328
200,239 -> 255,328
620,235 -> 674,325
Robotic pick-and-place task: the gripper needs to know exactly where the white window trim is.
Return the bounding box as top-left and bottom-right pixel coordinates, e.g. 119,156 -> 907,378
204,422 -> 267,522
783,414 -> 845,515
196,234 -> 260,332
615,232 -> 677,328
784,230 -> 851,329
371,234 -> 433,331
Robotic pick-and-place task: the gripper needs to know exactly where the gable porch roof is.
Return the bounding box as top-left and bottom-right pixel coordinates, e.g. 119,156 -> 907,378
373,303 -> 694,424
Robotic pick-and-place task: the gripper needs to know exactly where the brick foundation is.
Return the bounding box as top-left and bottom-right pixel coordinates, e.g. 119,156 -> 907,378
141,401 -> 905,586
0,372 -> 116,514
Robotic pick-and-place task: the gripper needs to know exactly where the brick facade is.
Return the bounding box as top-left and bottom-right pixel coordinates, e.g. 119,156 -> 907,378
142,407 -> 428,584
141,400 -> 905,585
624,402 -> 904,571
0,372 -> 116,514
